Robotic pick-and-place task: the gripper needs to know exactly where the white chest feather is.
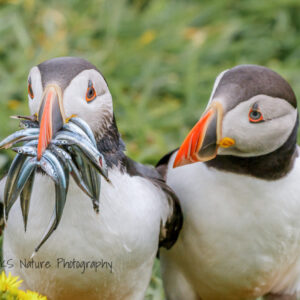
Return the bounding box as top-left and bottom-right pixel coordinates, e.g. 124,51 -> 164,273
2,168 -> 168,300
162,153 -> 300,299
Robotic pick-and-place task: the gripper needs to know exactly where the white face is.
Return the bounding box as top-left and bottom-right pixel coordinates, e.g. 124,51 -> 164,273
27,67 -> 113,135
218,94 -> 298,157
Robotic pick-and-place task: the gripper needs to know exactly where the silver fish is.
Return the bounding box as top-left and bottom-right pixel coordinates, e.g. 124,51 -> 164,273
7,135 -> 39,148
63,122 -> 92,144
2,115 -> 109,253
50,145 -> 94,200
49,145 -> 72,170
4,154 -> 27,220
71,145 -> 100,212
4,157 -> 37,221
20,170 -> 35,232
43,150 -> 69,193
12,145 -> 37,157
54,131 -> 108,181
38,157 -> 59,183
23,140 -> 39,147
32,150 -> 69,255
19,120 -> 39,129
88,164 -> 100,213
39,150 -> 69,185
51,139 -> 75,146
69,117 -> 97,146
0,128 -> 39,149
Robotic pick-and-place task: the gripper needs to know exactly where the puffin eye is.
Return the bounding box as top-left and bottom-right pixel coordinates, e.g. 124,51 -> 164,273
28,79 -> 34,99
249,104 -> 264,123
86,80 -> 96,102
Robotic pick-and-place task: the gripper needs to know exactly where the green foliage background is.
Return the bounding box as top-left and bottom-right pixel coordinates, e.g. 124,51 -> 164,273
0,0 -> 299,299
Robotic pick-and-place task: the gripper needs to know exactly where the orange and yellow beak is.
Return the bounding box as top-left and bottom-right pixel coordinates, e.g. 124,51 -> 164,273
173,102 -> 235,168
37,85 -> 65,160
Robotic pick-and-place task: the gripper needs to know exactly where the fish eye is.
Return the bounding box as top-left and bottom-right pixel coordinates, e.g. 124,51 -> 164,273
86,80 -> 96,102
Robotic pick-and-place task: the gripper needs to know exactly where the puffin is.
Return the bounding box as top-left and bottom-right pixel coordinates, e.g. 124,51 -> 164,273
0,57 -> 182,300
157,65 -> 300,300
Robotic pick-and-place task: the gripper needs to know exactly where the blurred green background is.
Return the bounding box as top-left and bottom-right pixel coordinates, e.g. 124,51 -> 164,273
0,0 -> 300,299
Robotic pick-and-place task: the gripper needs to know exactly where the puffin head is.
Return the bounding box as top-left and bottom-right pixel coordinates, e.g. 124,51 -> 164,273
27,57 -> 113,159
174,65 -> 298,168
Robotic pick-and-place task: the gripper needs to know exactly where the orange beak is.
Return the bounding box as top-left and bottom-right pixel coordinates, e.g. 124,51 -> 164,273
173,102 -> 224,168
37,85 -> 65,160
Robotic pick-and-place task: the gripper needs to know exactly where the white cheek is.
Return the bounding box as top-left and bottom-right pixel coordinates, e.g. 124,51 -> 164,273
82,93 -> 113,132
28,94 -> 42,115
28,97 -> 37,114
219,98 -> 297,157
27,67 -> 43,115
64,93 -> 112,130
63,78 -> 113,133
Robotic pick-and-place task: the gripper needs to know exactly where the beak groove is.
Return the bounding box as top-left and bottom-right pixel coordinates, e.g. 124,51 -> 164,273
37,85 -> 65,160
173,102 -> 223,168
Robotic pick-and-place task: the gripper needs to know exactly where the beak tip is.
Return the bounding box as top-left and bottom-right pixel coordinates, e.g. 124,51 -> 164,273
173,154 -> 190,168
174,103 -> 223,168
172,162 -> 179,169
37,146 -> 44,161
173,154 -> 182,168
37,147 -> 42,161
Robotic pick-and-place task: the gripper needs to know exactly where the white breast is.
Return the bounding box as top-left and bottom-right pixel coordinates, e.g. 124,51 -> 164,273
161,152 -> 300,300
2,168 -> 168,300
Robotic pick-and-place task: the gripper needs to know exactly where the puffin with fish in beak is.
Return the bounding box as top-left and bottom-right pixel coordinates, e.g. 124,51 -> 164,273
157,65 -> 300,300
0,57 -> 182,300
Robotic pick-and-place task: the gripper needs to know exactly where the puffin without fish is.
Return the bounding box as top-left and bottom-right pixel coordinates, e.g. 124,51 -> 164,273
0,57 -> 182,300
157,65 -> 300,300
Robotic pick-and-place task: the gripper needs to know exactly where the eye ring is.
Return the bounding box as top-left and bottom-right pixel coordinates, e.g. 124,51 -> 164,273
28,78 -> 34,99
249,107 -> 264,123
86,80 -> 96,102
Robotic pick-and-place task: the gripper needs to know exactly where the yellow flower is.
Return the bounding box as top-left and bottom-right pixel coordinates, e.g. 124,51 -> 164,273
7,99 -> 21,110
0,272 -> 47,299
18,290 -> 47,300
0,271 -> 23,294
139,30 -> 156,46
183,27 -> 207,46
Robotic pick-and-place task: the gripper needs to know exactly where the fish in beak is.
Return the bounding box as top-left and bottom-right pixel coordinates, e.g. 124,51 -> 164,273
173,102 -> 235,168
37,85 -> 66,160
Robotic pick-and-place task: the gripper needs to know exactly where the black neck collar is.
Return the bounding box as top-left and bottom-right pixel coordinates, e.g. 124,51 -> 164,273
96,115 -> 127,170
